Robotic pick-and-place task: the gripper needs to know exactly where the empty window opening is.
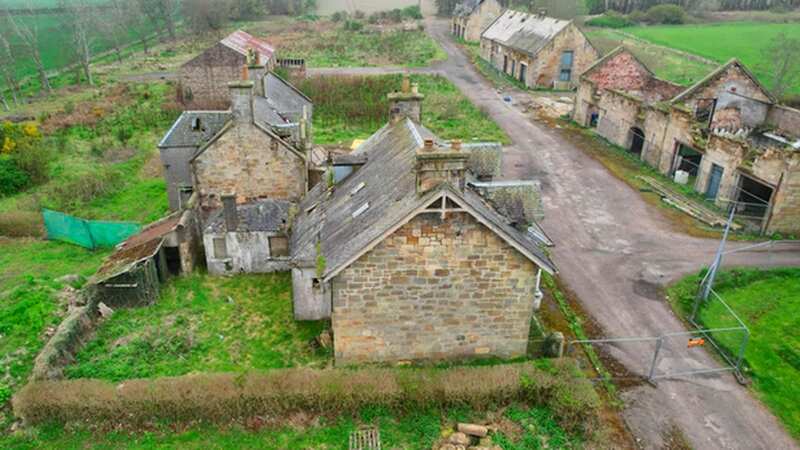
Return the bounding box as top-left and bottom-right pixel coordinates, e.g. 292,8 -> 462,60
736,174 -> 773,222
589,111 -> 599,128
269,236 -> 290,258
673,144 -> 702,178
213,238 -> 228,259
629,127 -> 645,156
503,55 -> 508,74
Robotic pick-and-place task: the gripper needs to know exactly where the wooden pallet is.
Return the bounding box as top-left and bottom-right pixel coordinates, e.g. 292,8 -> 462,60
349,427 -> 381,450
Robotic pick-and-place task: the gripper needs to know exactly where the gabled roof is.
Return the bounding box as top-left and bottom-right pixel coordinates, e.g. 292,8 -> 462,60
671,58 -> 777,104
290,119 -> 556,280
158,111 -> 231,148
221,30 -> 275,63
580,46 -> 654,81
482,9 -> 571,57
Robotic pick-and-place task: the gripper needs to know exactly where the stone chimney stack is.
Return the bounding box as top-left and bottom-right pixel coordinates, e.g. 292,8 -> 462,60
415,139 -> 469,195
246,48 -> 266,97
229,65 -> 255,124
388,74 -> 425,124
222,194 -> 239,232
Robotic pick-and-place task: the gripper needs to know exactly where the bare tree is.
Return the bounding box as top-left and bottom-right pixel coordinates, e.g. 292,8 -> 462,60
0,18 -> 21,107
3,3 -> 51,93
768,33 -> 800,101
138,0 -> 179,41
59,0 -> 95,86
183,0 -> 230,35
124,1 -> 153,55
99,0 -> 130,64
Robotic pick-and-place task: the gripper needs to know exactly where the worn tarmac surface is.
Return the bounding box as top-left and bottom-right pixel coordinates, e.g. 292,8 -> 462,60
419,20 -> 799,450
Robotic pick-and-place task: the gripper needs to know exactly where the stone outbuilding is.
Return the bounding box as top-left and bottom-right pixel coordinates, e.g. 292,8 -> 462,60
290,81 -> 556,364
480,9 -> 598,89
451,0 -> 503,42
178,30 -> 276,109
574,47 -> 800,234
160,64 -> 312,211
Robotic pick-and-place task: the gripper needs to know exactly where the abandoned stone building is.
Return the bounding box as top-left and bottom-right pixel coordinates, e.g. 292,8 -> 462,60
480,9 -> 598,89
574,47 -> 800,234
160,62 -> 312,211
178,30 -> 276,109
290,80 -> 556,364
451,0 -> 503,42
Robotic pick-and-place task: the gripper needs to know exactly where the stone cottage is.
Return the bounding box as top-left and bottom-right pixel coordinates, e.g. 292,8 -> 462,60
160,61 -> 312,211
574,47 -> 800,234
451,0 -> 503,42
178,30 -> 276,109
480,9 -> 598,89
290,80 -> 556,364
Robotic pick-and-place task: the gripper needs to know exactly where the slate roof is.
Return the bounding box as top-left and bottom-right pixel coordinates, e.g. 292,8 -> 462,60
221,30 -> 275,64
205,199 -> 292,233
482,10 -> 571,57
158,111 -> 230,148
290,118 -> 556,280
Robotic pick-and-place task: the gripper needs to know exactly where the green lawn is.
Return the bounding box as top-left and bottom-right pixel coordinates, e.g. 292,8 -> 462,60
2,403 -> 584,449
667,268 -> 800,439
65,273 -> 331,381
298,74 -> 510,145
626,22 -> 800,94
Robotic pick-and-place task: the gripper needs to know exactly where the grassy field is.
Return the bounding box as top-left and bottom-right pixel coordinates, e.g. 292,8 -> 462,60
297,74 -> 510,145
621,22 -> 800,94
584,28 -> 717,87
667,268 -> 800,439
2,403 -> 586,449
65,273 -> 331,381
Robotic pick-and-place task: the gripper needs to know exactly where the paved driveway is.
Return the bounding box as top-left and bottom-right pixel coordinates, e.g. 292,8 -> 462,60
422,19 -> 799,450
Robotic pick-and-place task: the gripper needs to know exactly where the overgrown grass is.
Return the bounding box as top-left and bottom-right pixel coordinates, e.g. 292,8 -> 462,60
667,268 -> 800,439
461,42 -> 528,91
65,273 -> 331,381
2,403 -> 585,449
0,238 -> 110,427
298,74 -> 509,145
626,22 -> 800,95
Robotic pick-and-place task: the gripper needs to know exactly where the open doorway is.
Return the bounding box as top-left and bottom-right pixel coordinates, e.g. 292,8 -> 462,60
629,127 -> 645,155
735,174 -> 773,227
672,143 -> 703,178
164,246 -> 182,276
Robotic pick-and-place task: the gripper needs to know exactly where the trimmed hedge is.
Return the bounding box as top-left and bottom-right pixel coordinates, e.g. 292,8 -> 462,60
14,360 -> 600,433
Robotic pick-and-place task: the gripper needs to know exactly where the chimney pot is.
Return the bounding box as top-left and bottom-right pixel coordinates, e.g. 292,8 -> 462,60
241,64 -> 249,81
402,74 -> 411,94
451,139 -> 462,151
424,139 -> 435,151
222,195 -> 239,232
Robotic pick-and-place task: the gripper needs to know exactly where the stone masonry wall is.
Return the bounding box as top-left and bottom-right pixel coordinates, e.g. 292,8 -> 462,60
463,0 -> 503,42
179,43 -> 245,110
679,64 -> 772,112
193,123 -> 306,211
332,212 -> 538,364
769,159 -> 800,234
530,24 -> 598,89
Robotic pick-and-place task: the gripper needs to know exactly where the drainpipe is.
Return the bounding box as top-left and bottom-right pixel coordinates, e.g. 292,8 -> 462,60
533,268 -> 544,310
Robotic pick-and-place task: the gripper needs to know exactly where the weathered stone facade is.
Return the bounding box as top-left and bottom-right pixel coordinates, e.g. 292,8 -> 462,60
574,48 -> 800,234
332,212 -> 538,364
481,13 -> 598,89
193,123 -> 306,212
452,0 -> 503,42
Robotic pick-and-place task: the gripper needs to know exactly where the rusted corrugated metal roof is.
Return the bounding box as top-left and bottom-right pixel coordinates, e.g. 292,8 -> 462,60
221,30 -> 275,64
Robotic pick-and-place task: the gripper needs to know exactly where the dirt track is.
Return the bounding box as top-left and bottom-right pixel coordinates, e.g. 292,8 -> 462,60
419,19 -> 799,450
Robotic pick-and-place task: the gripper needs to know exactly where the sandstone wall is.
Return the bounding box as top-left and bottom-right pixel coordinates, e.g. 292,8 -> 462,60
531,24 -> 598,89
179,43 -> 246,110
332,212 -> 538,364
193,123 -> 306,210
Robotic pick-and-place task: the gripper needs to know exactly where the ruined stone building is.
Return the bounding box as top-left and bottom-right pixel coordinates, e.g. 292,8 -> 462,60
574,47 -> 800,234
480,10 -> 598,89
290,80 -> 556,364
451,0 -> 503,42
160,63 -> 312,211
178,30 -> 276,109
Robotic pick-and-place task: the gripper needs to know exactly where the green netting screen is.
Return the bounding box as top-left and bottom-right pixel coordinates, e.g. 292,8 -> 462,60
42,209 -> 141,250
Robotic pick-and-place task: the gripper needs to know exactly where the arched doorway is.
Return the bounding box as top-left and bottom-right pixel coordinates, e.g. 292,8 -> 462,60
630,127 -> 645,156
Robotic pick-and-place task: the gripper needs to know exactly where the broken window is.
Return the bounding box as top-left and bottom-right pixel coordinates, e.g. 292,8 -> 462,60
213,238 -> 228,259
270,236 -> 290,258
560,51 -> 574,82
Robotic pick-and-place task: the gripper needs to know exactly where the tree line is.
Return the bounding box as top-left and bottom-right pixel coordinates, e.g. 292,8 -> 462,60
435,0 -> 800,15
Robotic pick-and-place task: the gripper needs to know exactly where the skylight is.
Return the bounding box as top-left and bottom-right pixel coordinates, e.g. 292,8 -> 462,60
350,182 -> 366,196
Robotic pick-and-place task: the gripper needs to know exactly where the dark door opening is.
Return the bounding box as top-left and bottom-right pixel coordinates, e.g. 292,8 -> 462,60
164,246 -> 182,276
673,144 -> 703,177
629,127 -> 645,155
503,55 -> 508,74
736,174 -> 773,222
519,63 -> 527,85
706,164 -> 724,200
